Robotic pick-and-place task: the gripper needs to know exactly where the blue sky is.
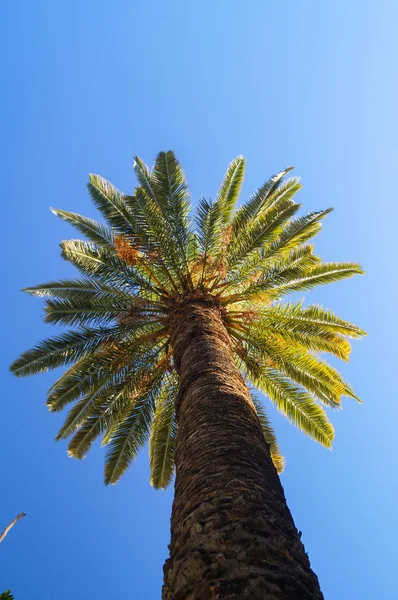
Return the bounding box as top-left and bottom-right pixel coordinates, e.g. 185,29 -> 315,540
1,1 -> 397,598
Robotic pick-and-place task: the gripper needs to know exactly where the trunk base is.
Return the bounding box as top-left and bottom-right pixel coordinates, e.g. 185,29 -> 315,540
163,486 -> 322,600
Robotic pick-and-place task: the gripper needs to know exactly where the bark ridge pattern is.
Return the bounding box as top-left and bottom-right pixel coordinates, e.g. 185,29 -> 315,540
163,298 -> 324,600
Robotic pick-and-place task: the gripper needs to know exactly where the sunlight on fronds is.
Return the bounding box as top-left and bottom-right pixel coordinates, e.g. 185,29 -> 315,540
10,151 -> 365,487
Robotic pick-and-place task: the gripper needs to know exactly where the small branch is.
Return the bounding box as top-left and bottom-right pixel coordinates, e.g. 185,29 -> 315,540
0,513 -> 26,544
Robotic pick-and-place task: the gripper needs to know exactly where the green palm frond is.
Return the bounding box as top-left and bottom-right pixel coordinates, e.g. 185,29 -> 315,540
46,354 -> 109,412
66,379 -> 139,459
152,151 -> 192,241
57,387 -> 110,441
231,167 -> 293,236
133,156 -> 159,206
10,326 -> 119,377
195,197 -> 225,286
263,209 -> 333,258
11,152 -> 364,487
149,372 -> 178,489
50,208 -> 114,246
215,156 -> 246,225
196,196 -> 222,255
263,344 -> 353,408
135,152 -> 195,267
226,187 -> 301,268
103,359 -> 167,485
66,346 -> 168,459
234,345 -> 334,447
225,261 -> 363,305
131,186 -> 189,287
267,262 -> 364,296
248,301 -> 365,361
60,239 -> 161,297
22,278 -> 126,299
250,392 -> 285,473
43,295 -> 130,326
230,313 -> 351,362
247,361 -> 334,448
223,244 -> 321,298
261,301 -> 365,338
87,174 -> 135,234
48,338 -> 165,412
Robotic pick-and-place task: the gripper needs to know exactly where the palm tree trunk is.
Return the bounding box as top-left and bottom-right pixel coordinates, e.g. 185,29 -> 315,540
163,296 -> 323,599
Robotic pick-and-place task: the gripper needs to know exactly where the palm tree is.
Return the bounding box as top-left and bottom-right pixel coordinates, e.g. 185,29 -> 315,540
11,152 -> 364,599
0,591 -> 14,600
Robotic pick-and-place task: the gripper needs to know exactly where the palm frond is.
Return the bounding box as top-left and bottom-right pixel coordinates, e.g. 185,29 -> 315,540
47,336 -> 164,412
248,301 -> 365,360
226,261 -> 363,304
60,239 -> 161,297
231,167 -> 293,235
235,348 -> 334,447
66,347 -> 167,458
263,342 -> 354,408
87,174 -> 135,234
231,311 -> 351,361
50,208 -> 113,246
103,361 -> 167,485
131,187 -> 189,287
152,151 -> 192,242
265,262 -> 364,297
195,197 -> 225,285
43,295 -> 130,326
22,278 -> 127,299
250,392 -> 285,473
66,379 -> 137,459
222,244 -> 320,302
10,326 -> 119,377
56,387 -> 108,441
215,156 -> 246,225
226,194 -> 301,268
149,372 -> 178,489
263,209 -> 333,258
268,301 -> 366,338
252,366 -> 334,447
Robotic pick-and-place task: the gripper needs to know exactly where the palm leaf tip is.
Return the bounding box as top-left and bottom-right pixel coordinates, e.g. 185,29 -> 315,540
275,166 -> 294,178
9,356 -> 27,377
21,286 -> 36,295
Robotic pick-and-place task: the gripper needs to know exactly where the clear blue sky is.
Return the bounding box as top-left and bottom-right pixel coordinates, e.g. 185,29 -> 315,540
1,1 -> 397,598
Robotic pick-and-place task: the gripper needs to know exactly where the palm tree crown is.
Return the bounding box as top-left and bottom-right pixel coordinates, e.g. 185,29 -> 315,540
11,152 -> 365,488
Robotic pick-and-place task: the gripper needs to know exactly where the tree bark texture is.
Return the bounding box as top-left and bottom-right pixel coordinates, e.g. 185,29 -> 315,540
162,297 -> 323,599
